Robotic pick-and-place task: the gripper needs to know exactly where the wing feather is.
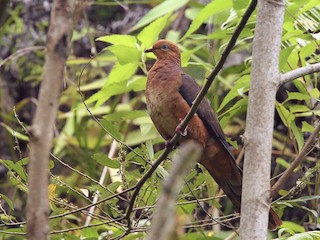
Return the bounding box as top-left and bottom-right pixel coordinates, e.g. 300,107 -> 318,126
179,74 -> 235,160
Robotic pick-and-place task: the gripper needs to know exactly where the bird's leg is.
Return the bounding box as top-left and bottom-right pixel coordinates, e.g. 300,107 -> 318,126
175,118 -> 188,137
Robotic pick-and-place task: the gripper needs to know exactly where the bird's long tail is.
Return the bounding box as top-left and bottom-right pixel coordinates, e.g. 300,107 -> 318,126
200,143 -> 282,230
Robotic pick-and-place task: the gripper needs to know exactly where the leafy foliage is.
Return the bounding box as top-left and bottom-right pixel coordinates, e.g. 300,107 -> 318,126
0,0 -> 319,239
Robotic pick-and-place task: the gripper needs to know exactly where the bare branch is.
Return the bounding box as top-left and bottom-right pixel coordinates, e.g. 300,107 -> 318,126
146,142 -> 201,240
279,63 -> 320,86
26,1 -> 75,239
270,119 -> 320,198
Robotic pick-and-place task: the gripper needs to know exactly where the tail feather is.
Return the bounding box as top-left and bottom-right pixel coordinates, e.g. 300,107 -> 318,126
200,144 -> 282,230
268,208 -> 282,230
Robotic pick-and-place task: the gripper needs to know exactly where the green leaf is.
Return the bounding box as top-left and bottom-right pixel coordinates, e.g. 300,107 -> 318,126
138,13 -> 171,48
96,34 -> 137,47
218,75 -> 250,112
127,76 -> 147,92
0,123 -> 29,141
291,121 -> 304,152
181,0 -> 232,40
86,63 -> 139,105
104,63 -> 138,86
301,121 -> 314,132
279,46 -> 295,70
100,119 -> 121,140
286,91 -> 310,101
298,0 -> 320,14
92,153 -> 120,169
1,159 -> 27,182
276,102 -> 294,127
145,140 -> 154,160
286,195 -> 320,203
0,193 -> 14,210
81,228 -> 99,238
289,105 -> 310,113
299,43 -> 317,60
107,181 -> 122,193
103,110 -> 148,122
131,0 -> 189,31
107,45 -> 141,65
276,157 -> 290,169
220,98 -> 248,128
310,88 -> 320,99
281,221 -> 305,233
233,0 -> 249,10
287,231 -> 320,240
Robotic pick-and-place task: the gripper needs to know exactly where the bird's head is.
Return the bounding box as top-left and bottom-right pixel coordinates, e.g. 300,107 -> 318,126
145,40 -> 180,62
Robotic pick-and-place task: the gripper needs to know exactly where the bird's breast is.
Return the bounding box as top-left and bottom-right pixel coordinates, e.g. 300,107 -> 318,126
146,79 -> 185,140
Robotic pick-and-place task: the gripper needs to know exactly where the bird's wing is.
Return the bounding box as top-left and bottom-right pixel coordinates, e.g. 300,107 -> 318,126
179,73 -> 235,160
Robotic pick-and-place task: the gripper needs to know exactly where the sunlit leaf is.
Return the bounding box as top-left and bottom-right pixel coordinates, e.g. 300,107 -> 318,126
107,45 -> 141,65
81,228 -> 99,238
280,221 -> 306,233
301,121 -> 315,132
181,0 -> 232,40
287,231 -> 320,240
97,34 -> 137,47
310,88 -> 320,99
131,0 -> 189,31
86,63 -> 139,105
138,13 -> 171,48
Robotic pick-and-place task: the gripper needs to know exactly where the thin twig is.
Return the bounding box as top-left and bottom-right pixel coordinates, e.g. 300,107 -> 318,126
270,118 -> 320,198
124,0 -> 257,232
132,195 -> 225,211
50,152 -> 128,202
279,63 -> 320,85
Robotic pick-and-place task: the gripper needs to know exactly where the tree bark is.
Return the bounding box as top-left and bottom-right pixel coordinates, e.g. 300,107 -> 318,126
147,141 -> 201,240
27,1 -> 75,239
240,0 -> 285,239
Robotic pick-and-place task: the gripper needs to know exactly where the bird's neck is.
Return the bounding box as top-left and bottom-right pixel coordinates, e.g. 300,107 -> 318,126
156,57 -> 181,68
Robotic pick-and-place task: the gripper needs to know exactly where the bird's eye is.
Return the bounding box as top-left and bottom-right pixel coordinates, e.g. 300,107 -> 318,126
161,44 -> 169,50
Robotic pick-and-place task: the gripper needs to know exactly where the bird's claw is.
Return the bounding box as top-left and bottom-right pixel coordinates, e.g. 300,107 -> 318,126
175,124 -> 187,137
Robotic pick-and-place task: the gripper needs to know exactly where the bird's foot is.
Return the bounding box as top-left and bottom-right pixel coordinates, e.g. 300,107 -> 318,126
175,121 -> 187,137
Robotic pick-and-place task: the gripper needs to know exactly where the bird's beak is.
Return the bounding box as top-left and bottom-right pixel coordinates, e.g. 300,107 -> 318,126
144,48 -> 153,53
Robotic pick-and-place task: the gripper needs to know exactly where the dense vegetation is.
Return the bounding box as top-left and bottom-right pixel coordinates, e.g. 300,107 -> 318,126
0,0 -> 319,239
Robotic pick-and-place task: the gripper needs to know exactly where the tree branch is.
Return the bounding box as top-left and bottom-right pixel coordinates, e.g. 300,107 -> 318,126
146,142 -> 201,240
270,118 -> 320,198
240,0 -> 285,237
279,63 -> 320,86
124,0 -> 257,232
26,1 -> 75,239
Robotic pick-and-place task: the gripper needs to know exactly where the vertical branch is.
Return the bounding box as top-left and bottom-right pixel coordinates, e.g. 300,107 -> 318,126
27,1 -> 75,239
147,141 -> 201,240
240,0 -> 285,238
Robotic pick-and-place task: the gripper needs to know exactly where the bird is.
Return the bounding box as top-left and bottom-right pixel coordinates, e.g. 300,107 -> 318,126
144,39 -> 282,230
